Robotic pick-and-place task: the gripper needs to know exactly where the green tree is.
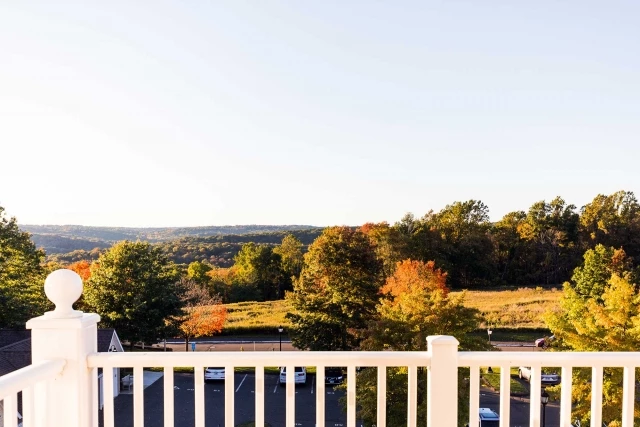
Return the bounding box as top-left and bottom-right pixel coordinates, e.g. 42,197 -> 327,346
427,200 -> 495,288
273,234 -> 304,294
356,259 -> 489,426
0,206 -> 48,327
84,241 -> 182,346
286,226 -> 383,350
545,247 -> 640,425
234,243 -> 283,300
580,190 -> 640,258
187,260 -> 213,286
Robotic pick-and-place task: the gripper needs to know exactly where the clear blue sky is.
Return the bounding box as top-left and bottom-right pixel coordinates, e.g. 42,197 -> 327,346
1,1 -> 638,227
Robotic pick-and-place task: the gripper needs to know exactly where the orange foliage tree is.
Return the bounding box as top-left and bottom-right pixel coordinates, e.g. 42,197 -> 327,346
67,260 -> 92,281
173,278 -> 227,351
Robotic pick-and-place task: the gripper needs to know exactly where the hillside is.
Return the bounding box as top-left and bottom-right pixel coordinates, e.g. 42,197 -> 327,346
22,224 -> 323,266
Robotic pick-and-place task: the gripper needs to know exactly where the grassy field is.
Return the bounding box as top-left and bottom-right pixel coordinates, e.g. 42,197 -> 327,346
222,287 -> 562,338
454,287 -> 562,330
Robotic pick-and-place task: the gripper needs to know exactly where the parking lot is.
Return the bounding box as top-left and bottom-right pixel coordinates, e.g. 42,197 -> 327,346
108,371 -> 353,427
106,370 -> 559,427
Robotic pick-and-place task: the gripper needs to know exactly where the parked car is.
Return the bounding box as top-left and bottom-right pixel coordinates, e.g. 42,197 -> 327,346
535,335 -> 555,348
518,366 -> 560,386
204,367 -> 225,382
465,407 -> 500,427
279,366 -> 307,385
324,367 -> 344,385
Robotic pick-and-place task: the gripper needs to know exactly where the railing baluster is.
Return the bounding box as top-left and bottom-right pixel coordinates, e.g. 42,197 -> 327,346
133,366 -> 144,427
163,367 -> 174,427
560,366 -> 572,427
591,366 -> 603,427
316,365 -> 325,427
621,366 -> 635,427
255,366 -> 265,427
225,365 -> 235,427
469,365 -> 480,427
346,365 -> 356,427
377,366 -> 386,427
407,365 -> 418,427
499,364 -> 510,427
529,365 -> 541,427
194,366 -> 205,427
286,365 -> 295,427
22,387 -> 33,427
5,393 -> 18,427
103,366 -> 115,427
92,367 -> 99,427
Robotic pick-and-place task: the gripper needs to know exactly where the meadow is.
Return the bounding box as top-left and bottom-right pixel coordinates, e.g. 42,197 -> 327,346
221,287 -> 563,339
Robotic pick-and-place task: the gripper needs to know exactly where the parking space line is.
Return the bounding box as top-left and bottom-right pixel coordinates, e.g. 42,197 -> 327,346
235,374 -> 247,392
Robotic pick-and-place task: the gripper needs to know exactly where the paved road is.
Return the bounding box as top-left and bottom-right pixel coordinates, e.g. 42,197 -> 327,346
479,387 -> 560,427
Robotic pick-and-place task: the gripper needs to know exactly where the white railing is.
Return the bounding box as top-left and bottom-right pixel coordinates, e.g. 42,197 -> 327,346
459,351 -> 639,427
87,350 -> 437,427
3,269 -> 639,427
0,359 -> 66,427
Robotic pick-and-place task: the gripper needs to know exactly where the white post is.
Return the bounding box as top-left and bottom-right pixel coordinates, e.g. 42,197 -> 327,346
26,269 -> 100,427
427,335 -> 459,427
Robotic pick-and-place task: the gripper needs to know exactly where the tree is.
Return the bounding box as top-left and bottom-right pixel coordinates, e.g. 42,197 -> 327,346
545,247 -> 640,425
273,234 -> 304,294
357,259 -> 488,426
286,226 -> 383,350
171,278 -> 227,351
84,241 -> 182,346
234,243 -> 283,300
359,222 -> 407,278
427,200 -> 495,288
0,206 -> 48,327
67,260 -> 92,281
580,190 -> 640,258
187,260 -> 213,286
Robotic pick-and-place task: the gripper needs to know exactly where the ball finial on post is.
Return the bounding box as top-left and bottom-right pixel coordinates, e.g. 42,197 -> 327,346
44,269 -> 84,318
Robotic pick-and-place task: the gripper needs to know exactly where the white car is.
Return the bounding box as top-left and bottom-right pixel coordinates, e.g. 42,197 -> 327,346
279,366 -> 307,385
205,367 -> 225,382
518,367 -> 560,386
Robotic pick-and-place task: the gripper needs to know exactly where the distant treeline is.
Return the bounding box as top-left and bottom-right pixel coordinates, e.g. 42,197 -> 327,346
40,229 -> 323,267
22,224 -> 321,244
25,190 -> 640,289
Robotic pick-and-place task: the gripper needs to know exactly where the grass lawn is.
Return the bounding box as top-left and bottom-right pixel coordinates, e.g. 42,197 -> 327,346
480,367 -> 529,395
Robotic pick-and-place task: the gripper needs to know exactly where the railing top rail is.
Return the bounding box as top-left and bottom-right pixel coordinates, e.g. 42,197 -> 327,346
0,359 -> 66,400
87,350 -> 432,368
459,351 -> 640,367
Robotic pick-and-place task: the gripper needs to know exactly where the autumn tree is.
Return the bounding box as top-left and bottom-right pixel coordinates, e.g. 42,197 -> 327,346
67,260 -> 92,281
286,226 -> 383,350
0,206 -> 49,327
545,246 -> 640,426
171,278 -> 227,351
84,241 -> 182,346
359,222 -> 407,278
357,259 -> 488,426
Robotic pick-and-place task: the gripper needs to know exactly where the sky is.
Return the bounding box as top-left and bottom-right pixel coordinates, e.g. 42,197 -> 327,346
1,1 -> 639,228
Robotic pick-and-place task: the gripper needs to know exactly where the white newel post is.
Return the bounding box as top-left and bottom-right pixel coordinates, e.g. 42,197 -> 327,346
26,269 -> 100,427
427,335 -> 459,427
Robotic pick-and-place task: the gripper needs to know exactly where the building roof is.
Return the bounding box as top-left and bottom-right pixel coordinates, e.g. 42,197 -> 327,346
0,328 -> 121,377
